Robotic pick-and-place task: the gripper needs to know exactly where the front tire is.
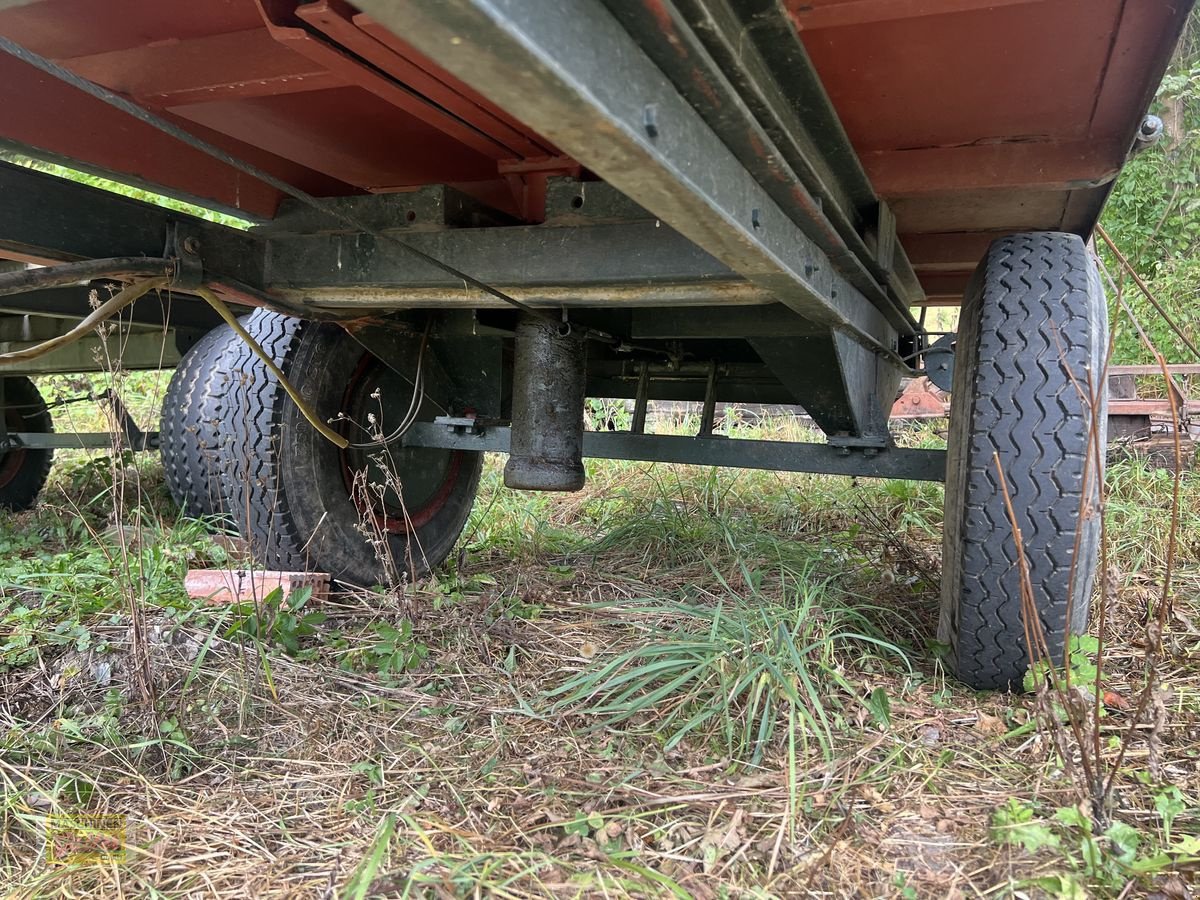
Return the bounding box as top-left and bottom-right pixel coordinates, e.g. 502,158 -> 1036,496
939,232 -> 1107,690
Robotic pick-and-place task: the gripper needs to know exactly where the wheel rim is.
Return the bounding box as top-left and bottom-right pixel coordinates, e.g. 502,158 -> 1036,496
337,353 -> 467,535
0,408 -> 29,490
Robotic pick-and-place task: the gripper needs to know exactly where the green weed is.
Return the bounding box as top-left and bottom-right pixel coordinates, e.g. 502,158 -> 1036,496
224,585 -> 326,658
545,561 -> 909,765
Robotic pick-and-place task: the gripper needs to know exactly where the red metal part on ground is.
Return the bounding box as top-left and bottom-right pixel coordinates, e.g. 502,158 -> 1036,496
0,0 -> 1189,287
183,569 -> 330,605
887,372 -> 1199,424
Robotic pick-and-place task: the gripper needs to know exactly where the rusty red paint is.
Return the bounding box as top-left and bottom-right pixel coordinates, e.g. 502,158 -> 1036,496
639,0 -> 723,108
376,452 -> 465,535
785,0 -> 1044,32
862,139 -> 1125,199
1108,399 -> 1198,418
348,9 -> 559,159
641,0 -> 682,43
498,156 -> 582,222
792,0 -> 1187,303
889,380 -> 947,419
915,272 -> 974,304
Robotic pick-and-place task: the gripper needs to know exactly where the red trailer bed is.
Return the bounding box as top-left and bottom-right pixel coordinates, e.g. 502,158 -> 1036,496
0,0 -> 1187,304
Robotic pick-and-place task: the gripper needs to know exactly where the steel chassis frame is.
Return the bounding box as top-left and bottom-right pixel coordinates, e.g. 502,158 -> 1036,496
0,0 -> 944,483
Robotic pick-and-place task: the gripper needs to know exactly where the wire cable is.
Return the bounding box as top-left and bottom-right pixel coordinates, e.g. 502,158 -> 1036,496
1096,224 -> 1200,364
345,320 -> 431,450
0,257 -> 174,298
0,277 -> 168,365
194,287 -> 350,449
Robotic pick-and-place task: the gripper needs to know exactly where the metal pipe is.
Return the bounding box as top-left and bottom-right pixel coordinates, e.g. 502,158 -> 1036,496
408,422 -> 948,482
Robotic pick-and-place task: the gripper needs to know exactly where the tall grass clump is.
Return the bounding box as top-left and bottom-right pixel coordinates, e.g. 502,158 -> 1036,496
545,557 -> 909,767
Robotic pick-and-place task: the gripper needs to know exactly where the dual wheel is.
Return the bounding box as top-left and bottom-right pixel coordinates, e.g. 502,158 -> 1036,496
161,232 -> 1105,690
159,311 -> 481,586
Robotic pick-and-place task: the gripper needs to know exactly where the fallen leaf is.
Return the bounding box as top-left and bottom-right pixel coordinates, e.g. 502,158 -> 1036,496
976,712 -> 1005,735
1103,689 -> 1131,711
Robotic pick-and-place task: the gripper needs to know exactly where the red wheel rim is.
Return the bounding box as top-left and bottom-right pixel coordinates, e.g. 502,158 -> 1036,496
0,408 -> 28,490
336,353 -> 467,535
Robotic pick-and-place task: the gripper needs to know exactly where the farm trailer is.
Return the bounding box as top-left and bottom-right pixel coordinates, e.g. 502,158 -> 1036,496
0,0 -> 1190,688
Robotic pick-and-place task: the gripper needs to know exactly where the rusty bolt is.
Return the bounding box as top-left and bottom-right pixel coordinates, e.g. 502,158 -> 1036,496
182,237 -> 201,254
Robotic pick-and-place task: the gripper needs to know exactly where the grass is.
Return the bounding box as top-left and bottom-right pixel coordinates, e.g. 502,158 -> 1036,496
1,403 -> 1198,898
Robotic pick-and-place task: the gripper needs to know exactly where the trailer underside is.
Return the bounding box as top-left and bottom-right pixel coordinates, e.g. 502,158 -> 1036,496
0,1 -> 1190,686
0,0 -> 1185,449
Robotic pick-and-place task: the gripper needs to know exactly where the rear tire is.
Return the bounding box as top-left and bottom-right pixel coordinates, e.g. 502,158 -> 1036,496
939,232 -> 1106,690
0,376 -> 53,512
160,323 -> 238,518
219,311 -> 483,586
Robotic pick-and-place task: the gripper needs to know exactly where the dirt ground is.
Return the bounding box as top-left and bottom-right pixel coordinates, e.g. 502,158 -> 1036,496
1,417 -> 1198,898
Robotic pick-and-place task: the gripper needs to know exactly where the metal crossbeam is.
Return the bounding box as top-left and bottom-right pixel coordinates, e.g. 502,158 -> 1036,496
268,220 -> 769,310
0,162 -> 774,312
355,0 -> 899,357
403,423 -> 946,482
2,432 -> 158,451
601,0 -> 923,325
0,161 -> 260,282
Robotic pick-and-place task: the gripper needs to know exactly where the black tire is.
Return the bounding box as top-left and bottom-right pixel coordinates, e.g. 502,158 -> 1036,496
939,232 -> 1107,690
160,323 -> 238,518
0,376 -> 54,512
219,310 -> 483,586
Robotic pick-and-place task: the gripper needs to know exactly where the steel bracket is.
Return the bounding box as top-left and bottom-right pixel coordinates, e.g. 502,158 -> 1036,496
432,414 -> 484,435
826,434 -> 889,451
922,333 -> 956,392
164,222 -> 204,290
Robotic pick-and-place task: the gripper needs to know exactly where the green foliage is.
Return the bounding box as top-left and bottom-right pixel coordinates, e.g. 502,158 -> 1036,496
544,560 -> 909,765
992,796 -> 1200,891
0,151 -> 254,229
1023,633 -> 1100,694
342,813 -> 396,900
585,397 -> 632,432
891,872 -> 919,900
362,620 -> 428,677
992,798 -> 1061,853
225,586 -> 326,657
0,508 -> 218,672
1154,786 -> 1187,842
1100,10 -> 1200,364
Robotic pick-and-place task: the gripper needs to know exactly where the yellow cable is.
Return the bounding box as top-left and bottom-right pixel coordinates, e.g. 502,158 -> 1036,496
0,277 -> 168,365
0,272 -> 349,451
196,288 -> 349,449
